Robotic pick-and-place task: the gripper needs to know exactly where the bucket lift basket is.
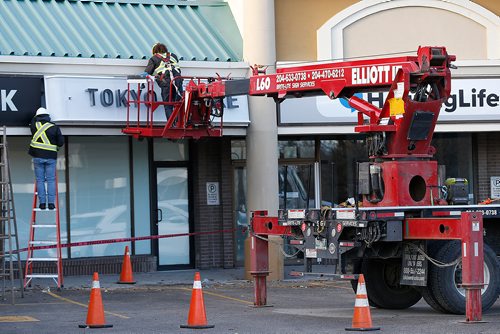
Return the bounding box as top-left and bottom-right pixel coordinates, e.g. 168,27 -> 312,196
122,76 -> 225,139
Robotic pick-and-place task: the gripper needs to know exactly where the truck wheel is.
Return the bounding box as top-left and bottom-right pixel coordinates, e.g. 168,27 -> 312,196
417,241 -> 448,313
429,241 -> 500,314
361,259 -> 422,309
350,259 -> 381,307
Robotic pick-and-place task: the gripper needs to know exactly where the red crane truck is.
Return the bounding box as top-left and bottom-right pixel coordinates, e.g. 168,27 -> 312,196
123,46 -> 500,322
243,46 -> 500,322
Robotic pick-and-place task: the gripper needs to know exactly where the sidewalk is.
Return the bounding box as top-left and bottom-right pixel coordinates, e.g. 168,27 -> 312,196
58,267 -> 249,290
30,264 -> 329,291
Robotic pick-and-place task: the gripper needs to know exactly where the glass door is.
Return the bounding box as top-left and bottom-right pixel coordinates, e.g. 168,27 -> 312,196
233,166 -> 247,266
155,167 -> 191,267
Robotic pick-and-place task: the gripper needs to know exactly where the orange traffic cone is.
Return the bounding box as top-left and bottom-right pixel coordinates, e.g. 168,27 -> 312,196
180,272 -> 214,329
79,272 -> 113,329
345,274 -> 380,331
117,246 -> 136,284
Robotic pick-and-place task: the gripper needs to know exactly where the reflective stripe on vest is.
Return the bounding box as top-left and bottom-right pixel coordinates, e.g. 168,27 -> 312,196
153,53 -> 180,77
30,122 -> 57,152
169,55 -> 180,72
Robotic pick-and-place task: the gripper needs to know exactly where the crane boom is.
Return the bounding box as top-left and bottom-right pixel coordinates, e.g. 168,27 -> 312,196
223,46 -> 455,159
247,47 -> 453,99
249,56 -> 419,99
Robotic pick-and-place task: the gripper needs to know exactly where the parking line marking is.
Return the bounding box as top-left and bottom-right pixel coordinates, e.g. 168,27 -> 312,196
0,302 -> 64,306
308,282 -> 352,291
177,287 -> 253,305
0,316 -> 39,322
45,291 -> 130,319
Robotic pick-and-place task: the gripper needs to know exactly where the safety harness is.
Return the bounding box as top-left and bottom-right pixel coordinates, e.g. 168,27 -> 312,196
153,53 -> 183,99
30,122 -> 57,152
153,53 -> 180,79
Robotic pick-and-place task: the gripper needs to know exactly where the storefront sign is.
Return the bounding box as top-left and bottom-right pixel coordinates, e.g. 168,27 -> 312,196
0,76 -> 43,126
280,78 -> 500,124
44,76 -> 249,125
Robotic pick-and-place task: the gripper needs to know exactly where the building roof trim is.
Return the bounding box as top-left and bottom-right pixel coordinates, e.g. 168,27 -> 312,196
0,55 -> 248,68
0,0 -> 242,61
74,0 -> 224,5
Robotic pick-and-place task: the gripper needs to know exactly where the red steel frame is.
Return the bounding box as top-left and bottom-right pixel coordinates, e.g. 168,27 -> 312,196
404,212 -> 484,322
123,76 -> 225,140
250,211 -> 485,322
24,173 -> 63,289
249,211 -> 291,306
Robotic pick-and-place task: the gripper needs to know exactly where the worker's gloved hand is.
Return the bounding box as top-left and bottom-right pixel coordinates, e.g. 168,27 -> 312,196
139,72 -> 148,78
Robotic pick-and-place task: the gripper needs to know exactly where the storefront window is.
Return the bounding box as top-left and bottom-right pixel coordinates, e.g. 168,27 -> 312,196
154,138 -> 188,161
279,140 -> 315,159
320,138 -> 367,206
231,139 -> 246,160
132,139 -> 151,254
279,164 -> 315,209
68,137 -> 131,258
432,133 -> 474,201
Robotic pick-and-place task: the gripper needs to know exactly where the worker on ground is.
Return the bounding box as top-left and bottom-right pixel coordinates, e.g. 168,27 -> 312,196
142,42 -> 183,119
28,107 -> 64,210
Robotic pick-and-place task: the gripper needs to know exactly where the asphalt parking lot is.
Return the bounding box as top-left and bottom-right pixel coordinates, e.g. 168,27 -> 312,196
1,269 -> 499,334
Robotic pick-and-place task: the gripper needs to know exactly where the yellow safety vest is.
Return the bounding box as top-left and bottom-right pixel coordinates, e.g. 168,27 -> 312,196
30,122 -> 57,152
153,53 -> 180,78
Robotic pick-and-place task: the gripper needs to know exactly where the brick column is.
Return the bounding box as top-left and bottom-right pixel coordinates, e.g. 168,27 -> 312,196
191,138 -> 234,269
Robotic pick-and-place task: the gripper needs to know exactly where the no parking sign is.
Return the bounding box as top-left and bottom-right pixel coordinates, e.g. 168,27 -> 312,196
206,182 -> 220,205
491,176 -> 500,199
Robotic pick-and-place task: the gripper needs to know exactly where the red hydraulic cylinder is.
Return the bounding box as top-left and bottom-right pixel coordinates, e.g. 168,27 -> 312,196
250,211 -> 271,307
250,211 -> 290,306
460,212 -> 484,323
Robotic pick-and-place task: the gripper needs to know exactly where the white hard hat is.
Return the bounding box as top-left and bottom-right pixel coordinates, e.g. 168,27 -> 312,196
35,107 -> 48,116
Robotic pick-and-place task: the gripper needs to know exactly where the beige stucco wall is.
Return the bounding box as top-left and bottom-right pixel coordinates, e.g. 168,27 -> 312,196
275,0 -> 356,60
275,0 -> 500,61
474,0 -> 500,14
343,7 -> 486,60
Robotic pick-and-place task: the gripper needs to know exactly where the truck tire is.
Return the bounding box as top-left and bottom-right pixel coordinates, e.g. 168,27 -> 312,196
361,259 -> 422,309
416,241 -> 448,313
350,259 -> 382,308
429,241 -> 500,314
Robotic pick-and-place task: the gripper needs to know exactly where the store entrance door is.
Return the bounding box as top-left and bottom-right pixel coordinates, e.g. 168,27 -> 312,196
154,166 -> 191,268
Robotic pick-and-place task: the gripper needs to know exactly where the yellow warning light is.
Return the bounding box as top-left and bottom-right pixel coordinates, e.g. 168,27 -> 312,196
389,98 -> 405,116
389,82 -> 405,116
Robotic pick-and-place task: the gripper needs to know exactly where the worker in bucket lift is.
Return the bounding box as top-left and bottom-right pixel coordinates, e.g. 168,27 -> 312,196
141,42 -> 183,119
28,107 -> 64,210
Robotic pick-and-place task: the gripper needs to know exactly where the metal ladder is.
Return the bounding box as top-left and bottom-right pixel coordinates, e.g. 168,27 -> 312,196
0,126 -> 24,303
24,171 -> 63,290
